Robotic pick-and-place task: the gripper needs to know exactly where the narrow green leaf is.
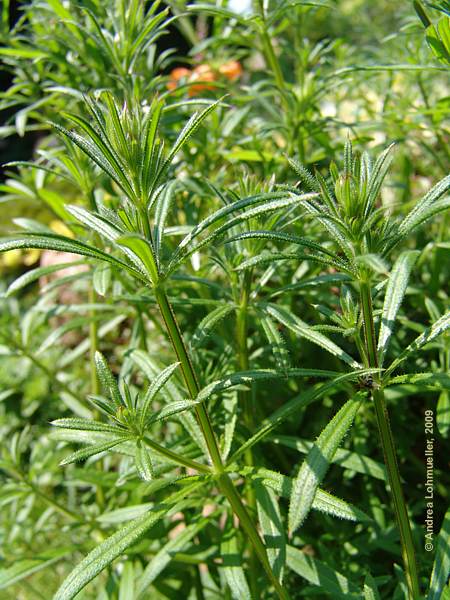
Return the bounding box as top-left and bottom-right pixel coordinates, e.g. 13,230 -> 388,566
0,548 -> 71,590
288,397 -> 362,534
387,372 -> 450,390
254,480 -> 286,583
230,371 -> 375,463
426,21 -> 450,63
93,263 -> 112,296
51,430 -> 136,457
60,437 -> 132,465
95,351 -> 123,407
153,180 -> 177,257
6,260 -> 85,296
156,99 -> 221,187
51,418 -> 125,435
0,234 -> 145,282
364,572 -> 381,600
377,251 -> 420,364
53,488 -> 199,600
260,313 -> 291,371
166,192 -> 304,273
0,47 -> 48,58
437,391 -> 450,437
135,442 -> 154,482
398,175 -> 450,238
270,435 -> 386,480
117,234 -> 159,284
136,517 -> 211,597
265,304 -> 360,368
97,504 -> 153,525
190,304 -> 236,349
241,468 -> 372,523
140,362 -> 180,426
364,143 -> 395,216
312,488 -> 371,523
130,350 -> 209,457
235,250 -> 352,275
384,311 -> 450,377
356,253 -> 389,275
59,112 -> 134,197
428,507 -> 450,600
287,157 -> 320,193
226,230 -> 339,259
66,205 -> 123,242
118,562 -> 135,600
220,525 -> 251,600
298,193 -> 355,261
413,1 -> 432,27
197,367 -> 340,404
146,399 -> 200,426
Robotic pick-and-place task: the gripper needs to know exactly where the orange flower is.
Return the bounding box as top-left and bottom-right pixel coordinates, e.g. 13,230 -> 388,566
219,60 -> 243,81
167,67 -> 191,91
188,64 -> 217,97
167,61 -> 243,95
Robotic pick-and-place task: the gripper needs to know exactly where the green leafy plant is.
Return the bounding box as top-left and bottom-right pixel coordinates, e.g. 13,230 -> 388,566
0,2 -> 449,600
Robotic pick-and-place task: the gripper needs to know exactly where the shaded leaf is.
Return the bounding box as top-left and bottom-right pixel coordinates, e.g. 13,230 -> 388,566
265,303 -> 360,368
384,311 -> 450,377
286,545 -> 362,599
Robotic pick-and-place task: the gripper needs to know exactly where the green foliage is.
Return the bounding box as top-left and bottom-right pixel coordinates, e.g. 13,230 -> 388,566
0,1 -> 449,599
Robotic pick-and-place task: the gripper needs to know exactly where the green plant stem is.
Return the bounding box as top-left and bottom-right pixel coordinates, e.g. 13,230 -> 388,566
256,1 -> 287,96
142,435 -> 211,474
153,284 -> 289,600
235,269 -> 258,597
154,285 -> 224,469
236,270 -> 253,432
359,280 -> 420,600
259,28 -> 286,93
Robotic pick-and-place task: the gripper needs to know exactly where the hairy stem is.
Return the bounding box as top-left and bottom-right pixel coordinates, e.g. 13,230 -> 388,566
359,280 -> 420,600
153,284 -> 289,599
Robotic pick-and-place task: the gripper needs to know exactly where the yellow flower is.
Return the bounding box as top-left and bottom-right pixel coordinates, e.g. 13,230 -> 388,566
50,220 -> 74,238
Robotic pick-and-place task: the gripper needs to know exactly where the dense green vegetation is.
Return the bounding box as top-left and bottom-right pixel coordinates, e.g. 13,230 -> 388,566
0,1 -> 449,599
